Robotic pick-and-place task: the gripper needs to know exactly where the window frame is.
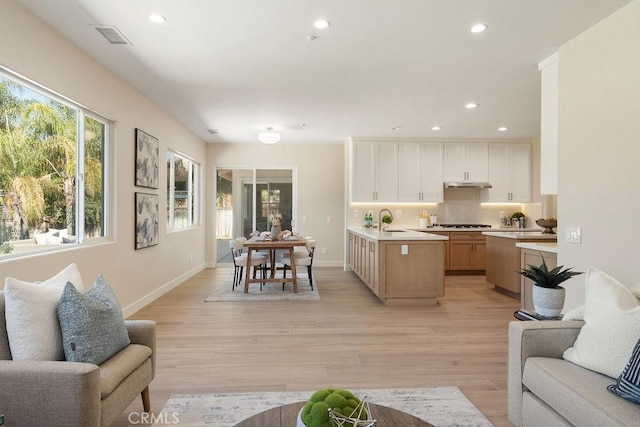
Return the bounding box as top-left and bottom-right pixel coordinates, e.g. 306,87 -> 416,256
166,150 -> 201,231
0,65 -> 112,258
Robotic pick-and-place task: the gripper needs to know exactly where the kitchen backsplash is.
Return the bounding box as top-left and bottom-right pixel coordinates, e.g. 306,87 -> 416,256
348,188 -> 556,228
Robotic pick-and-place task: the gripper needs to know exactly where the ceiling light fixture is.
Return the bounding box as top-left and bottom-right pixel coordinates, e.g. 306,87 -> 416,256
431,126 -> 441,131
148,14 -> 166,24
314,19 -> 331,29
470,23 -> 487,33
258,127 -> 280,144
498,126 -> 508,132
465,102 -> 479,109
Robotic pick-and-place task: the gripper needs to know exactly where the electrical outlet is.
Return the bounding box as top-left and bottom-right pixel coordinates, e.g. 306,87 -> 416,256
326,216 -> 332,223
353,210 -> 360,218
395,209 -> 402,219
321,248 -> 327,255
401,244 -> 408,255
302,215 -> 308,223
566,227 -> 581,243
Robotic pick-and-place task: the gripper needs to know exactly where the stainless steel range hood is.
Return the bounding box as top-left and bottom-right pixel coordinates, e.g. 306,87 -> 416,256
444,182 -> 493,189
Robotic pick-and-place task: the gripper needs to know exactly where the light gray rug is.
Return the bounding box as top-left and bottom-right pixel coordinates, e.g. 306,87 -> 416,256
155,387 -> 492,426
204,273 -> 319,302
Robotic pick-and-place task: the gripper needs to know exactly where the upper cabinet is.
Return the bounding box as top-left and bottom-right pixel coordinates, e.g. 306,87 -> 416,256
443,143 -> 489,182
397,142 -> 443,202
539,53 -> 559,194
483,143 -> 531,202
352,141 -> 398,202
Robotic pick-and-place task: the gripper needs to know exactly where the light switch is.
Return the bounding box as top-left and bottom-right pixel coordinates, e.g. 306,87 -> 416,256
401,245 -> 408,255
302,216 -> 308,223
353,210 -> 360,218
566,227 -> 581,243
326,216 -> 332,223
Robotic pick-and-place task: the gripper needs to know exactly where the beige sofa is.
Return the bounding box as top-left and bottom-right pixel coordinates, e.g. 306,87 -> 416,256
0,292 -> 156,426
508,321 -> 640,427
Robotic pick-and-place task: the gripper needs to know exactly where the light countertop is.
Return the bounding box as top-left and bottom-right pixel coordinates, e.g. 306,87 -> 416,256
482,231 -> 558,240
515,242 -> 558,253
412,227 -> 543,233
347,226 -> 448,241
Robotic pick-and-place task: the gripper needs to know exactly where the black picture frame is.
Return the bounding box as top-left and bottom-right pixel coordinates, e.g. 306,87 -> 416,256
135,192 -> 159,250
135,128 -> 159,189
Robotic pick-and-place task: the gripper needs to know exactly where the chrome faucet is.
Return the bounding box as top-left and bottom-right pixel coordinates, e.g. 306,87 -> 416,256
378,209 -> 393,230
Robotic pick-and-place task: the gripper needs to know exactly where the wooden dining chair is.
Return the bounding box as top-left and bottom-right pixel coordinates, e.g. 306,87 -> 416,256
230,238 -> 267,290
281,239 -> 316,290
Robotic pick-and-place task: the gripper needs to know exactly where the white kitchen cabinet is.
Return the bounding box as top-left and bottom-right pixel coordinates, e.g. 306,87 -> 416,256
397,142 -> 443,202
352,141 -> 398,202
443,143 -> 489,182
539,52 -> 558,194
483,143 -> 531,202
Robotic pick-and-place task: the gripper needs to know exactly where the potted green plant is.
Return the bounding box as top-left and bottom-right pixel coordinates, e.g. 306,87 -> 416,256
381,214 -> 393,230
511,211 -> 525,228
519,255 -> 583,317
297,388 -> 370,427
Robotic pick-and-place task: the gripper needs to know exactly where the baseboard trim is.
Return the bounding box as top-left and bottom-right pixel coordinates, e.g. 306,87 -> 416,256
122,263 -> 206,318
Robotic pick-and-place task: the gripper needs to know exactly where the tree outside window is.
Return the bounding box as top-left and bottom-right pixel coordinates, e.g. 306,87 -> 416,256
0,71 -> 108,256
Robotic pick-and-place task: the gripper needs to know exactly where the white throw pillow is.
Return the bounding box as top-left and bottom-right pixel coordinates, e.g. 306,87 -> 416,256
3,263 -> 84,360
563,268 -> 640,378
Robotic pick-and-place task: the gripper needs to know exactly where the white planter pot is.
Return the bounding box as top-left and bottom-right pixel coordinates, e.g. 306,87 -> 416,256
532,285 -> 565,317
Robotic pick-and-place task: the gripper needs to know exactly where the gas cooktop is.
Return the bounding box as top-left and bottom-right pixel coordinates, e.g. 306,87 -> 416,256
438,224 -> 492,228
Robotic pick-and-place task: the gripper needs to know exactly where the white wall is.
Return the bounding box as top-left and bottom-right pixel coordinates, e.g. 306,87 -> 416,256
205,143 -> 345,267
0,0 -> 207,316
558,0 -> 640,310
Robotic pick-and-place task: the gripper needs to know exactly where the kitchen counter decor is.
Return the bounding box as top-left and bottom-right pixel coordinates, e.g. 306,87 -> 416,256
519,255 -> 582,317
535,218 -> 558,234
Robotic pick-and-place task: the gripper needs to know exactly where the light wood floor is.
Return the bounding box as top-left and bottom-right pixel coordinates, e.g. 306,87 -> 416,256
115,267 -> 519,426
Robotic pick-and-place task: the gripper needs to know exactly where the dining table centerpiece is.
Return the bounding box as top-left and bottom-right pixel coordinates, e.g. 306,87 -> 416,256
269,213 -> 282,239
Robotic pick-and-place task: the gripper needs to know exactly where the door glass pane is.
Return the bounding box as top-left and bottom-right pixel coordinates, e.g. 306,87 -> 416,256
215,167 -> 292,264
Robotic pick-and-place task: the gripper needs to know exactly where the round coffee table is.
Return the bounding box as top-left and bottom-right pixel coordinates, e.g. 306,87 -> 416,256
234,401 -> 433,426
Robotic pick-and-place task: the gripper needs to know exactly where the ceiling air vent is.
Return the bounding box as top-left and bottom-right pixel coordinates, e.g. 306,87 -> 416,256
93,25 -> 132,45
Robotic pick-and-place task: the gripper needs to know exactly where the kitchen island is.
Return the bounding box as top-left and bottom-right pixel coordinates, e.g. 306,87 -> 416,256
347,227 -> 448,305
515,242 -> 558,310
483,231 -> 557,297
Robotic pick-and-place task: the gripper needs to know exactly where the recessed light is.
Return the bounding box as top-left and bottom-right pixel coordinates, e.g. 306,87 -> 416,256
498,126 -> 508,132
391,126 -> 402,131
465,102 -> 479,109
470,23 -> 487,33
431,126 -> 441,131
149,14 -> 166,24
314,19 -> 331,30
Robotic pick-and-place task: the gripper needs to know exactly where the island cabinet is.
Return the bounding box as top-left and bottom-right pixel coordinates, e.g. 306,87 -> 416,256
484,232 -> 557,298
448,232 -> 486,272
517,243 -> 558,311
347,229 -> 446,305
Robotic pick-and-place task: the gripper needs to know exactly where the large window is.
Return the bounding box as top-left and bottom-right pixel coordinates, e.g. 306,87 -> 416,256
167,151 -> 200,230
0,68 -> 109,257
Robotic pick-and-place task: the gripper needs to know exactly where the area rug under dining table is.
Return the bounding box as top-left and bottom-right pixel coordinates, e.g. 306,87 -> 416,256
204,272 -> 319,302
154,387 -> 492,426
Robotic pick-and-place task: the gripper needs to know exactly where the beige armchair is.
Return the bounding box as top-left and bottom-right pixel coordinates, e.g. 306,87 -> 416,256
0,291 -> 156,427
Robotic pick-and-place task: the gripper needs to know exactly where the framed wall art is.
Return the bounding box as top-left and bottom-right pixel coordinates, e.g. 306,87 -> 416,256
135,128 -> 159,189
135,192 -> 159,250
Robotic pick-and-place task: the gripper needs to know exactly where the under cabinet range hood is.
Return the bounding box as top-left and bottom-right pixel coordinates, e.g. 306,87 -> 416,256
444,182 -> 493,188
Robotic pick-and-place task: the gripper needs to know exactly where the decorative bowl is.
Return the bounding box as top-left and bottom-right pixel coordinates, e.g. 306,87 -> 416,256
536,219 -> 558,234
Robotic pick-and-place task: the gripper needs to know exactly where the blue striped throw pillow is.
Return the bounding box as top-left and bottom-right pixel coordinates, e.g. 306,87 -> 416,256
608,338 -> 640,404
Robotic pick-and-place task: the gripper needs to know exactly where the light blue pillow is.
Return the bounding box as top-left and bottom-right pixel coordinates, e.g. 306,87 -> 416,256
57,275 -> 130,365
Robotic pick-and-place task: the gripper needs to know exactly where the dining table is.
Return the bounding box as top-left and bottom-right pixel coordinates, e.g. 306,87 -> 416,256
243,238 -> 308,293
